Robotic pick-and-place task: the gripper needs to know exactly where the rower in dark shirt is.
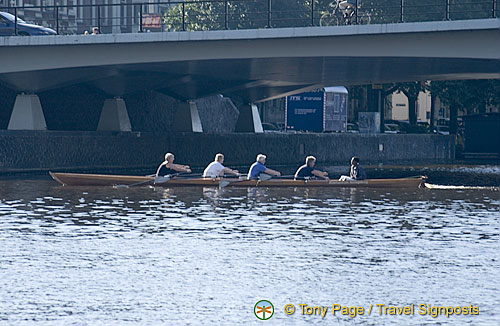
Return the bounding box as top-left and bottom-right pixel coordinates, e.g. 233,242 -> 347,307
155,152 -> 192,177
157,165 -> 178,176
350,156 -> 367,180
339,156 -> 367,181
295,165 -> 314,178
294,156 -> 329,180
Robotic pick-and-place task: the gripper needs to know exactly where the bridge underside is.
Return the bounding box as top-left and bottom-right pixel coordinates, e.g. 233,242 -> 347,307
1,19 -> 499,102
0,56 -> 498,103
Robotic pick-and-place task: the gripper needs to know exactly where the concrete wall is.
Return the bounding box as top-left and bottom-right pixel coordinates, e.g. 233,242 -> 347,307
0,83 -> 238,132
39,84 -> 107,131
0,131 -> 455,173
195,95 -> 239,133
124,90 -> 178,132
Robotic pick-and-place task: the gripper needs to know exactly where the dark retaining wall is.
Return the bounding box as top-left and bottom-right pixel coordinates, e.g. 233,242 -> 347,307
0,84 -> 239,133
0,131 -> 454,174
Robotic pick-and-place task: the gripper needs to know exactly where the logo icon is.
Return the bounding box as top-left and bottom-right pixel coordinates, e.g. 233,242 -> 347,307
254,300 -> 274,320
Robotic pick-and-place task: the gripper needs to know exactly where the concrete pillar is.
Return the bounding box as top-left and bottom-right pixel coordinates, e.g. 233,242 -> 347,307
172,101 -> 203,132
234,104 -> 263,133
97,98 -> 132,131
377,89 -> 384,133
8,93 -> 47,130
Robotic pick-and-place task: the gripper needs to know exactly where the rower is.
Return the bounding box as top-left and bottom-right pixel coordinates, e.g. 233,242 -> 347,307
339,156 -> 367,181
203,153 -> 240,178
247,154 -> 281,180
294,156 -> 329,180
155,152 -> 192,177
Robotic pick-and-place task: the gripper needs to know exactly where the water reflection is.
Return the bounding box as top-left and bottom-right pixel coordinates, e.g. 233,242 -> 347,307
0,179 -> 498,325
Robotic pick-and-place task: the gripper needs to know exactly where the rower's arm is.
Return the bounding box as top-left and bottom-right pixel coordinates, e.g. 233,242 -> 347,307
264,168 -> 281,176
169,163 -> 192,173
223,167 -> 240,176
312,170 -> 329,179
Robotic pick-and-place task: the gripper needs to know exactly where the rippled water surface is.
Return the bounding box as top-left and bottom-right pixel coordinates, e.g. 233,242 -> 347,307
0,179 -> 499,325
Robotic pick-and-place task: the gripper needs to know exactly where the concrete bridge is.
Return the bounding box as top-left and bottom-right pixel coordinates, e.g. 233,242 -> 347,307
1,18 -> 499,132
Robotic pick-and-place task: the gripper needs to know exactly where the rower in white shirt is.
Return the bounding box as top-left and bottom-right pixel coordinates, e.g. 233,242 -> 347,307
203,153 -> 240,178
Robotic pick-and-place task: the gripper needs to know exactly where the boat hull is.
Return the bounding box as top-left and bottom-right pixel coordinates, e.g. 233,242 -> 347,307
49,172 -> 426,188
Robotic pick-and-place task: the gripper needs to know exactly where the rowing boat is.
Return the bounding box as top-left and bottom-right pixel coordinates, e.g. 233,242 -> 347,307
49,172 -> 426,188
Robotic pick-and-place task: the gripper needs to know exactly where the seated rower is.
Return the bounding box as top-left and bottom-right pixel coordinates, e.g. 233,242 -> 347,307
155,152 -> 192,177
247,154 -> 281,180
202,153 -> 240,178
294,156 -> 329,180
339,156 -> 367,181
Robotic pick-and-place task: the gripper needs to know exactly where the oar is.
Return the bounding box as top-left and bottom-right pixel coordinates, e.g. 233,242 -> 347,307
114,177 -> 155,189
159,173 -> 203,180
154,174 -> 179,185
219,173 -> 273,188
152,172 -> 204,185
269,175 -> 295,179
114,173 -> 186,188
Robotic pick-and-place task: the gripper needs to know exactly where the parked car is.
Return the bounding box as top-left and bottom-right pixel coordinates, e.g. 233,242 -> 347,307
437,118 -> 449,126
0,12 -> 56,36
417,121 -> 430,132
436,125 -> 450,135
346,123 -> 359,133
387,120 -> 430,134
262,122 -> 280,133
384,123 -> 401,134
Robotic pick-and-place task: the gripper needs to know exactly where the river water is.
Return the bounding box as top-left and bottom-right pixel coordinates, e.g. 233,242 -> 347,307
0,179 -> 498,325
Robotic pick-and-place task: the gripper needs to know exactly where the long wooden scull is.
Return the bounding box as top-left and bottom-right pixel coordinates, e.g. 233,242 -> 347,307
49,172 -> 426,188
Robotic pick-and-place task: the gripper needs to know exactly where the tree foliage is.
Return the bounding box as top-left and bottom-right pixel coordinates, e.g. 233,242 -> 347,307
163,0 -> 498,31
430,80 -> 500,116
163,0 -> 315,32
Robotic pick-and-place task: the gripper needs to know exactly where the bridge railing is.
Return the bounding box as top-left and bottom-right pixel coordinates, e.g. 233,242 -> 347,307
0,0 -> 498,36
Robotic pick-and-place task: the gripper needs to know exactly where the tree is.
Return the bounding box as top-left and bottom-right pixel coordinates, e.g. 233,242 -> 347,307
392,82 -> 426,126
428,80 -> 500,134
163,0 -> 314,32
362,0 -> 496,24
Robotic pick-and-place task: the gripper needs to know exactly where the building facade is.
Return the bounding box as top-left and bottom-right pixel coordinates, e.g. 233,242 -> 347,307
1,0 -> 169,34
390,90 -> 434,122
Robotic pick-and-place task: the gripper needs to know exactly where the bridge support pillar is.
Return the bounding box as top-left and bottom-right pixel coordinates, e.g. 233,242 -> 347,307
173,101 -> 203,132
97,98 -> 132,131
8,93 -> 47,130
234,104 -> 263,133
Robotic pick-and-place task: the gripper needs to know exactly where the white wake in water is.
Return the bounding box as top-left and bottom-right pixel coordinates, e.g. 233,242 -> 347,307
425,183 -> 499,190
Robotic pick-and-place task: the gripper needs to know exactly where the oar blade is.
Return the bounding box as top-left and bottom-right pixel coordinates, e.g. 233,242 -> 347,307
154,175 -> 172,184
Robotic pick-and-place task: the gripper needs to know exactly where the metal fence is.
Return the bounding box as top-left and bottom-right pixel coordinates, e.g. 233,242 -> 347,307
0,0 -> 498,36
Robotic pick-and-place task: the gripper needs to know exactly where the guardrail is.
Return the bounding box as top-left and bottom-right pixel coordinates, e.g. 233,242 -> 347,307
0,0 -> 498,36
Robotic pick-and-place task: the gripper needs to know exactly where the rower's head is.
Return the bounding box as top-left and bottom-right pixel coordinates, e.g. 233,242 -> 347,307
215,153 -> 224,163
256,154 -> 267,164
306,155 -> 316,167
165,152 -> 175,163
351,156 -> 360,166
